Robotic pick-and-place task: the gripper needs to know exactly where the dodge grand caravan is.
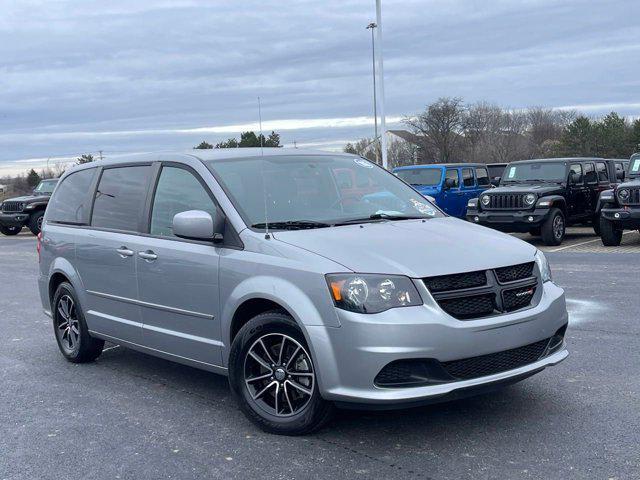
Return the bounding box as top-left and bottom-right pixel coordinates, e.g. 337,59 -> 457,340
39,149 -> 569,435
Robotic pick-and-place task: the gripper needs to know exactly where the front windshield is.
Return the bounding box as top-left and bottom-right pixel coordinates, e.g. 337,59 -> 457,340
502,162 -> 566,183
206,155 -> 443,229
630,155 -> 640,177
395,168 -> 442,186
34,179 -> 58,194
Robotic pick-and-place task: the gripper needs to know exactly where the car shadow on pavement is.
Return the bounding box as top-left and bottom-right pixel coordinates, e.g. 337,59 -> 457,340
96,344 -> 565,442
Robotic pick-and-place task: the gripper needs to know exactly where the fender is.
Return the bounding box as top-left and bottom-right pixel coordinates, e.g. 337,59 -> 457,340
537,194 -> 566,212
47,256 -> 88,310
220,275 -> 341,359
595,189 -> 616,214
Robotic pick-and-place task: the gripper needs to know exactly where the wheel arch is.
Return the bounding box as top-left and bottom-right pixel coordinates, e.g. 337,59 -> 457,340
47,258 -> 86,308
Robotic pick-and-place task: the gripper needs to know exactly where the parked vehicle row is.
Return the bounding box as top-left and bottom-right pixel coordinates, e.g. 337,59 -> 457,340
0,178 -> 58,236
38,149 -> 568,435
597,153 -> 640,246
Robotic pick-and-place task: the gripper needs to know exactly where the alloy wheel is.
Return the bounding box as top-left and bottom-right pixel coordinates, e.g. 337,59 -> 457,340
244,333 -> 315,417
553,215 -> 564,240
36,215 -> 44,232
56,294 -> 80,354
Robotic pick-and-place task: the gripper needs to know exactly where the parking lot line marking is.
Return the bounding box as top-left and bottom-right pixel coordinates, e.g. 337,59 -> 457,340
103,345 -> 120,352
549,231 -> 635,252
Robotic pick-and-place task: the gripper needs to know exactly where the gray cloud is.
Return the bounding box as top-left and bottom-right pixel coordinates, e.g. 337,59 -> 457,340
0,0 -> 638,166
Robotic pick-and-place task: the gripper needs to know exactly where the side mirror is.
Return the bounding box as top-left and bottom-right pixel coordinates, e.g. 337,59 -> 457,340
172,210 -> 224,242
444,178 -> 456,189
491,177 -> 501,187
617,171 -> 625,181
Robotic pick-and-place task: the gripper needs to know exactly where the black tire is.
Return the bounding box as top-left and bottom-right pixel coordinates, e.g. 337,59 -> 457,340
228,311 -> 334,435
28,210 -> 45,235
52,282 -> 104,363
541,208 -> 565,246
0,225 -> 21,235
599,217 -> 622,246
592,217 -> 601,236
529,227 -> 541,237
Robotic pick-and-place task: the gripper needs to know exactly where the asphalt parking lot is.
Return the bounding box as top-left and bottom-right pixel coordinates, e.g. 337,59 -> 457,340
1,229 -> 639,480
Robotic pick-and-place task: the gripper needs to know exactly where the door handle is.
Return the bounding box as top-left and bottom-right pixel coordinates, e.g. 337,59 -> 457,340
138,250 -> 158,261
116,247 -> 134,258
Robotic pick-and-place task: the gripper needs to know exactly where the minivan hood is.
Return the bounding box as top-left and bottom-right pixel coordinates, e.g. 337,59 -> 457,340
272,218 -> 537,278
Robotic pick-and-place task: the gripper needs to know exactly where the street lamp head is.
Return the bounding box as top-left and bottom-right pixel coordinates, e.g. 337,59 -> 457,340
366,22 -> 377,29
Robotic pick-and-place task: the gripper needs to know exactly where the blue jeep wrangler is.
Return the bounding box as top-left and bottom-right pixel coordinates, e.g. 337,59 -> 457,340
393,163 -> 491,217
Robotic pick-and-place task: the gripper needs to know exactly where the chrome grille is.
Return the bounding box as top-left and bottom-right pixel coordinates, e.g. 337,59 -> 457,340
485,194 -> 526,210
1,201 -> 24,213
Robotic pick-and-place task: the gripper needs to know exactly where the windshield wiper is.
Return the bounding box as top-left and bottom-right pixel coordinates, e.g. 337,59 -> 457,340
251,220 -> 331,230
336,213 -> 425,225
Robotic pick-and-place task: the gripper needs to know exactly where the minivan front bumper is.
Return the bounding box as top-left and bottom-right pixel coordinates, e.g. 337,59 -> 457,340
306,280 -> 568,407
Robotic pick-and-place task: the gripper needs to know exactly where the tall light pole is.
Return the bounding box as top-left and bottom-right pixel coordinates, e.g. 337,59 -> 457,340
375,0 -> 388,169
366,22 -> 379,160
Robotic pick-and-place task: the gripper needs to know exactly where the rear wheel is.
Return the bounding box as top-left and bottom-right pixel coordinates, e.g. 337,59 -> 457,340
53,282 -> 104,363
599,218 -> 622,246
541,208 -> 565,246
28,210 -> 45,235
0,225 -> 20,235
228,312 -> 334,435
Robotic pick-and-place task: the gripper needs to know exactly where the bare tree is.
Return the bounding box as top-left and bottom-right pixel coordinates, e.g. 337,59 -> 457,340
404,97 -> 467,163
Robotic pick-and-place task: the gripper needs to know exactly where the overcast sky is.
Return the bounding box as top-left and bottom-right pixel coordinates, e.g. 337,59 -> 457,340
1,0 -> 638,174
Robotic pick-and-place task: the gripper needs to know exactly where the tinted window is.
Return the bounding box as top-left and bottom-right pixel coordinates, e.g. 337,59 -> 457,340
476,168 -> 490,186
584,163 -> 597,184
445,169 -> 459,188
150,167 -> 217,237
569,164 -> 583,184
91,166 -> 151,231
395,168 -> 442,186
596,162 -> 609,182
487,164 -> 506,178
34,179 -> 59,194
47,169 -> 96,225
462,168 -> 475,187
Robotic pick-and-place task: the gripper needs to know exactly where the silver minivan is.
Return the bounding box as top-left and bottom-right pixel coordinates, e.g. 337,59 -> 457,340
38,149 -> 568,435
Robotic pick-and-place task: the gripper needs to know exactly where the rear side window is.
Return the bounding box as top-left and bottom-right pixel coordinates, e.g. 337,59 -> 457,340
462,168 -> 475,187
569,164 -> 583,184
476,168 -> 490,186
596,162 -> 609,182
47,168 -> 97,225
584,163 -> 597,184
615,162 -> 626,181
91,166 -> 151,232
445,169 -> 459,188
150,166 -> 217,237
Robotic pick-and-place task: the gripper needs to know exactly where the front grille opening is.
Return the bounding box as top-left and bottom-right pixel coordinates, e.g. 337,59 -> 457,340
374,359 -> 450,388
441,338 -> 550,380
439,293 -> 496,319
548,324 -> 567,353
487,193 -> 526,210
495,262 -> 534,283
503,285 -> 537,312
423,270 -> 487,292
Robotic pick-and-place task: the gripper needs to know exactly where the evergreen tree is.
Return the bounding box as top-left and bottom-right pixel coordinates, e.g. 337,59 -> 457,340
27,169 -> 41,188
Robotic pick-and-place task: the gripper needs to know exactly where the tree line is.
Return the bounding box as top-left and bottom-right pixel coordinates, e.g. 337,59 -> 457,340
345,97 -> 640,168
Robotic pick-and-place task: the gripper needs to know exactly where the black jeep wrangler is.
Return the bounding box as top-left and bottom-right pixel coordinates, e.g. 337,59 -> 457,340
466,158 -> 620,246
597,153 -> 640,246
0,178 -> 58,236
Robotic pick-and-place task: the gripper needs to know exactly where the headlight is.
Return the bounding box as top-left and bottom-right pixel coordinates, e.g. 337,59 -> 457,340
535,250 -> 552,283
24,203 -> 35,210
481,195 -> 490,207
618,188 -> 630,201
326,274 -> 422,313
524,193 -> 536,206
467,198 -> 478,208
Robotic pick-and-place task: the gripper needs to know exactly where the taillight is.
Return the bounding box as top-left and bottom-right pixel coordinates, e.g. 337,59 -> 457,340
37,232 -> 42,262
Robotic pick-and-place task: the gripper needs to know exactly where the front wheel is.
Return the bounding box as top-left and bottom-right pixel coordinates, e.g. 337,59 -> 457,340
228,312 -> 334,435
541,208 -> 565,246
0,225 -> 20,236
52,282 -> 104,363
599,218 -> 622,246
28,210 -> 45,235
